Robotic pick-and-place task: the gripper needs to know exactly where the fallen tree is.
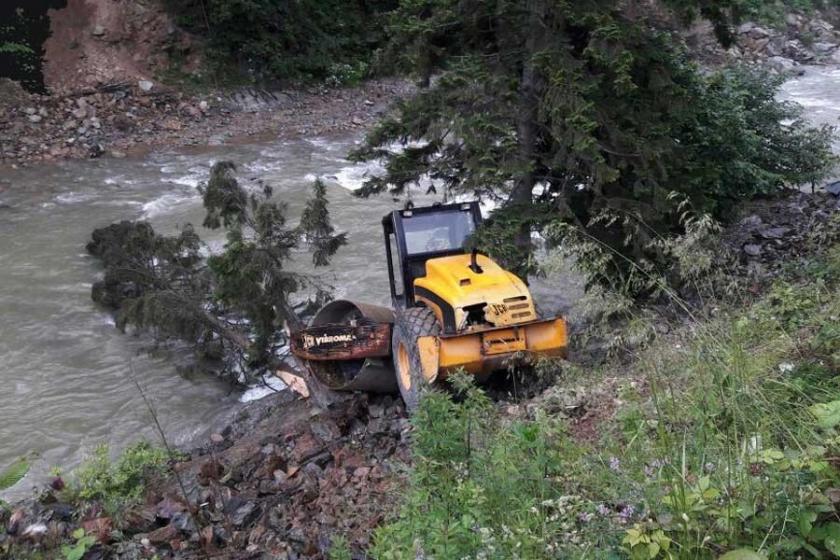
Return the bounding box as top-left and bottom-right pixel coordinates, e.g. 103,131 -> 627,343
88,163 -> 346,403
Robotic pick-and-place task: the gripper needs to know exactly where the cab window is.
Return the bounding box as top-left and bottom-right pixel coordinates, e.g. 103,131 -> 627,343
402,210 -> 476,255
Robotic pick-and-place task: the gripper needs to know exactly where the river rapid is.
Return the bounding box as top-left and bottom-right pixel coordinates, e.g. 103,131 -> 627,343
1,66 -> 838,500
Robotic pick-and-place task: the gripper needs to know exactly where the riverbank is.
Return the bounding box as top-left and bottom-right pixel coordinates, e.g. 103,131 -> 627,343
1,389 -> 411,560
0,77 -> 412,169
686,8 -> 840,71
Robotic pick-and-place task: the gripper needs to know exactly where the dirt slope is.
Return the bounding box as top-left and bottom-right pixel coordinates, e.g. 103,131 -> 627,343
43,0 -> 199,94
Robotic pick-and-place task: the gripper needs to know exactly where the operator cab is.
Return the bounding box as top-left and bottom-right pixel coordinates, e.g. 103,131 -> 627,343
382,202 -> 482,309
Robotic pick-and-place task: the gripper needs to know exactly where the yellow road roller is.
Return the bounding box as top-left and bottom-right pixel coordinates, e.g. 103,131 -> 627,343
291,201 -> 567,410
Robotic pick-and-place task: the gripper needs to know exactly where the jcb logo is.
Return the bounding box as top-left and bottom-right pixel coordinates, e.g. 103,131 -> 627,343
489,304 -> 508,316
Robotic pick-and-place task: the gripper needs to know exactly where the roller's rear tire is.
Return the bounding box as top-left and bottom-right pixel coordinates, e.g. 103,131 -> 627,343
392,306 -> 441,412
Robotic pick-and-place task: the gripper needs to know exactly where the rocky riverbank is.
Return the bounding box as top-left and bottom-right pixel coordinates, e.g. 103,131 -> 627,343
687,9 -> 840,72
1,391 -> 410,559
0,77 -> 411,169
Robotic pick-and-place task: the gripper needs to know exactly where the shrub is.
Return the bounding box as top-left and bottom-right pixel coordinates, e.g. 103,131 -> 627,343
71,442 -> 171,512
163,0 -> 396,84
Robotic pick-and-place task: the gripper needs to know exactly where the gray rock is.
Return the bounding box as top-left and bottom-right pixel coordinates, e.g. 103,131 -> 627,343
740,214 -> 763,227
89,143 -> 105,158
24,107 -> 36,115
138,80 -> 154,92
27,114 -> 42,123
826,180 -> 840,197
91,25 -> 106,37
198,100 -> 209,112
765,39 -> 784,57
766,56 -> 796,73
759,226 -> 790,240
810,20 -> 835,34
230,501 -> 259,527
72,107 -> 87,120
171,511 -> 196,533
743,244 -> 763,257
22,523 -> 48,539
368,402 -> 385,418
813,42 -> 837,55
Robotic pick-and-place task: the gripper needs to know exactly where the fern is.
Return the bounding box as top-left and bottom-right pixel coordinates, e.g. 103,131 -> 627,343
0,458 -> 30,491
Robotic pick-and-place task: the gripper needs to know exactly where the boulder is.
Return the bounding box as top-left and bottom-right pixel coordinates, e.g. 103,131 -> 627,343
767,56 -> 796,73
786,12 -> 802,27
743,244 -> 763,257
812,41 -> 837,55
147,523 -> 178,545
758,226 -> 790,240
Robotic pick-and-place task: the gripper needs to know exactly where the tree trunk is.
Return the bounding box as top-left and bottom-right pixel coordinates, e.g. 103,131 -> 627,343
509,0 -> 543,280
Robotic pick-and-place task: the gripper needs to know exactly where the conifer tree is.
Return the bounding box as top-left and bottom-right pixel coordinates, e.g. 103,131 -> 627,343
353,0 -> 834,289
89,162 -> 346,397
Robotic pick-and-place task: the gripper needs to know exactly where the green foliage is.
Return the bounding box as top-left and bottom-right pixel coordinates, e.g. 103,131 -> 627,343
202,165 -> 344,362
736,0 -> 840,25
0,457 -> 30,510
376,245 -> 840,558
299,179 -> 348,267
0,457 -> 29,492
90,163 -> 345,381
0,41 -> 33,55
71,442 -> 170,512
328,535 -> 353,560
354,0 -> 835,291
373,374 -> 603,558
60,528 -> 96,560
0,4 -> 56,92
163,0 -> 396,84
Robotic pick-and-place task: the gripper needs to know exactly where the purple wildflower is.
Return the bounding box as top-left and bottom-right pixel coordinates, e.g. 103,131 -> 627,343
618,505 -> 635,523
609,456 -> 621,472
596,504 -> 611,516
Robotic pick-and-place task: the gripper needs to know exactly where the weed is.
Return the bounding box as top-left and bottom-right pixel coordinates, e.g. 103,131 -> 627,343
0,457 -> 30,510
60,528 -> 95,560
70,442 -> 171,515
329,534 -> 353,560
